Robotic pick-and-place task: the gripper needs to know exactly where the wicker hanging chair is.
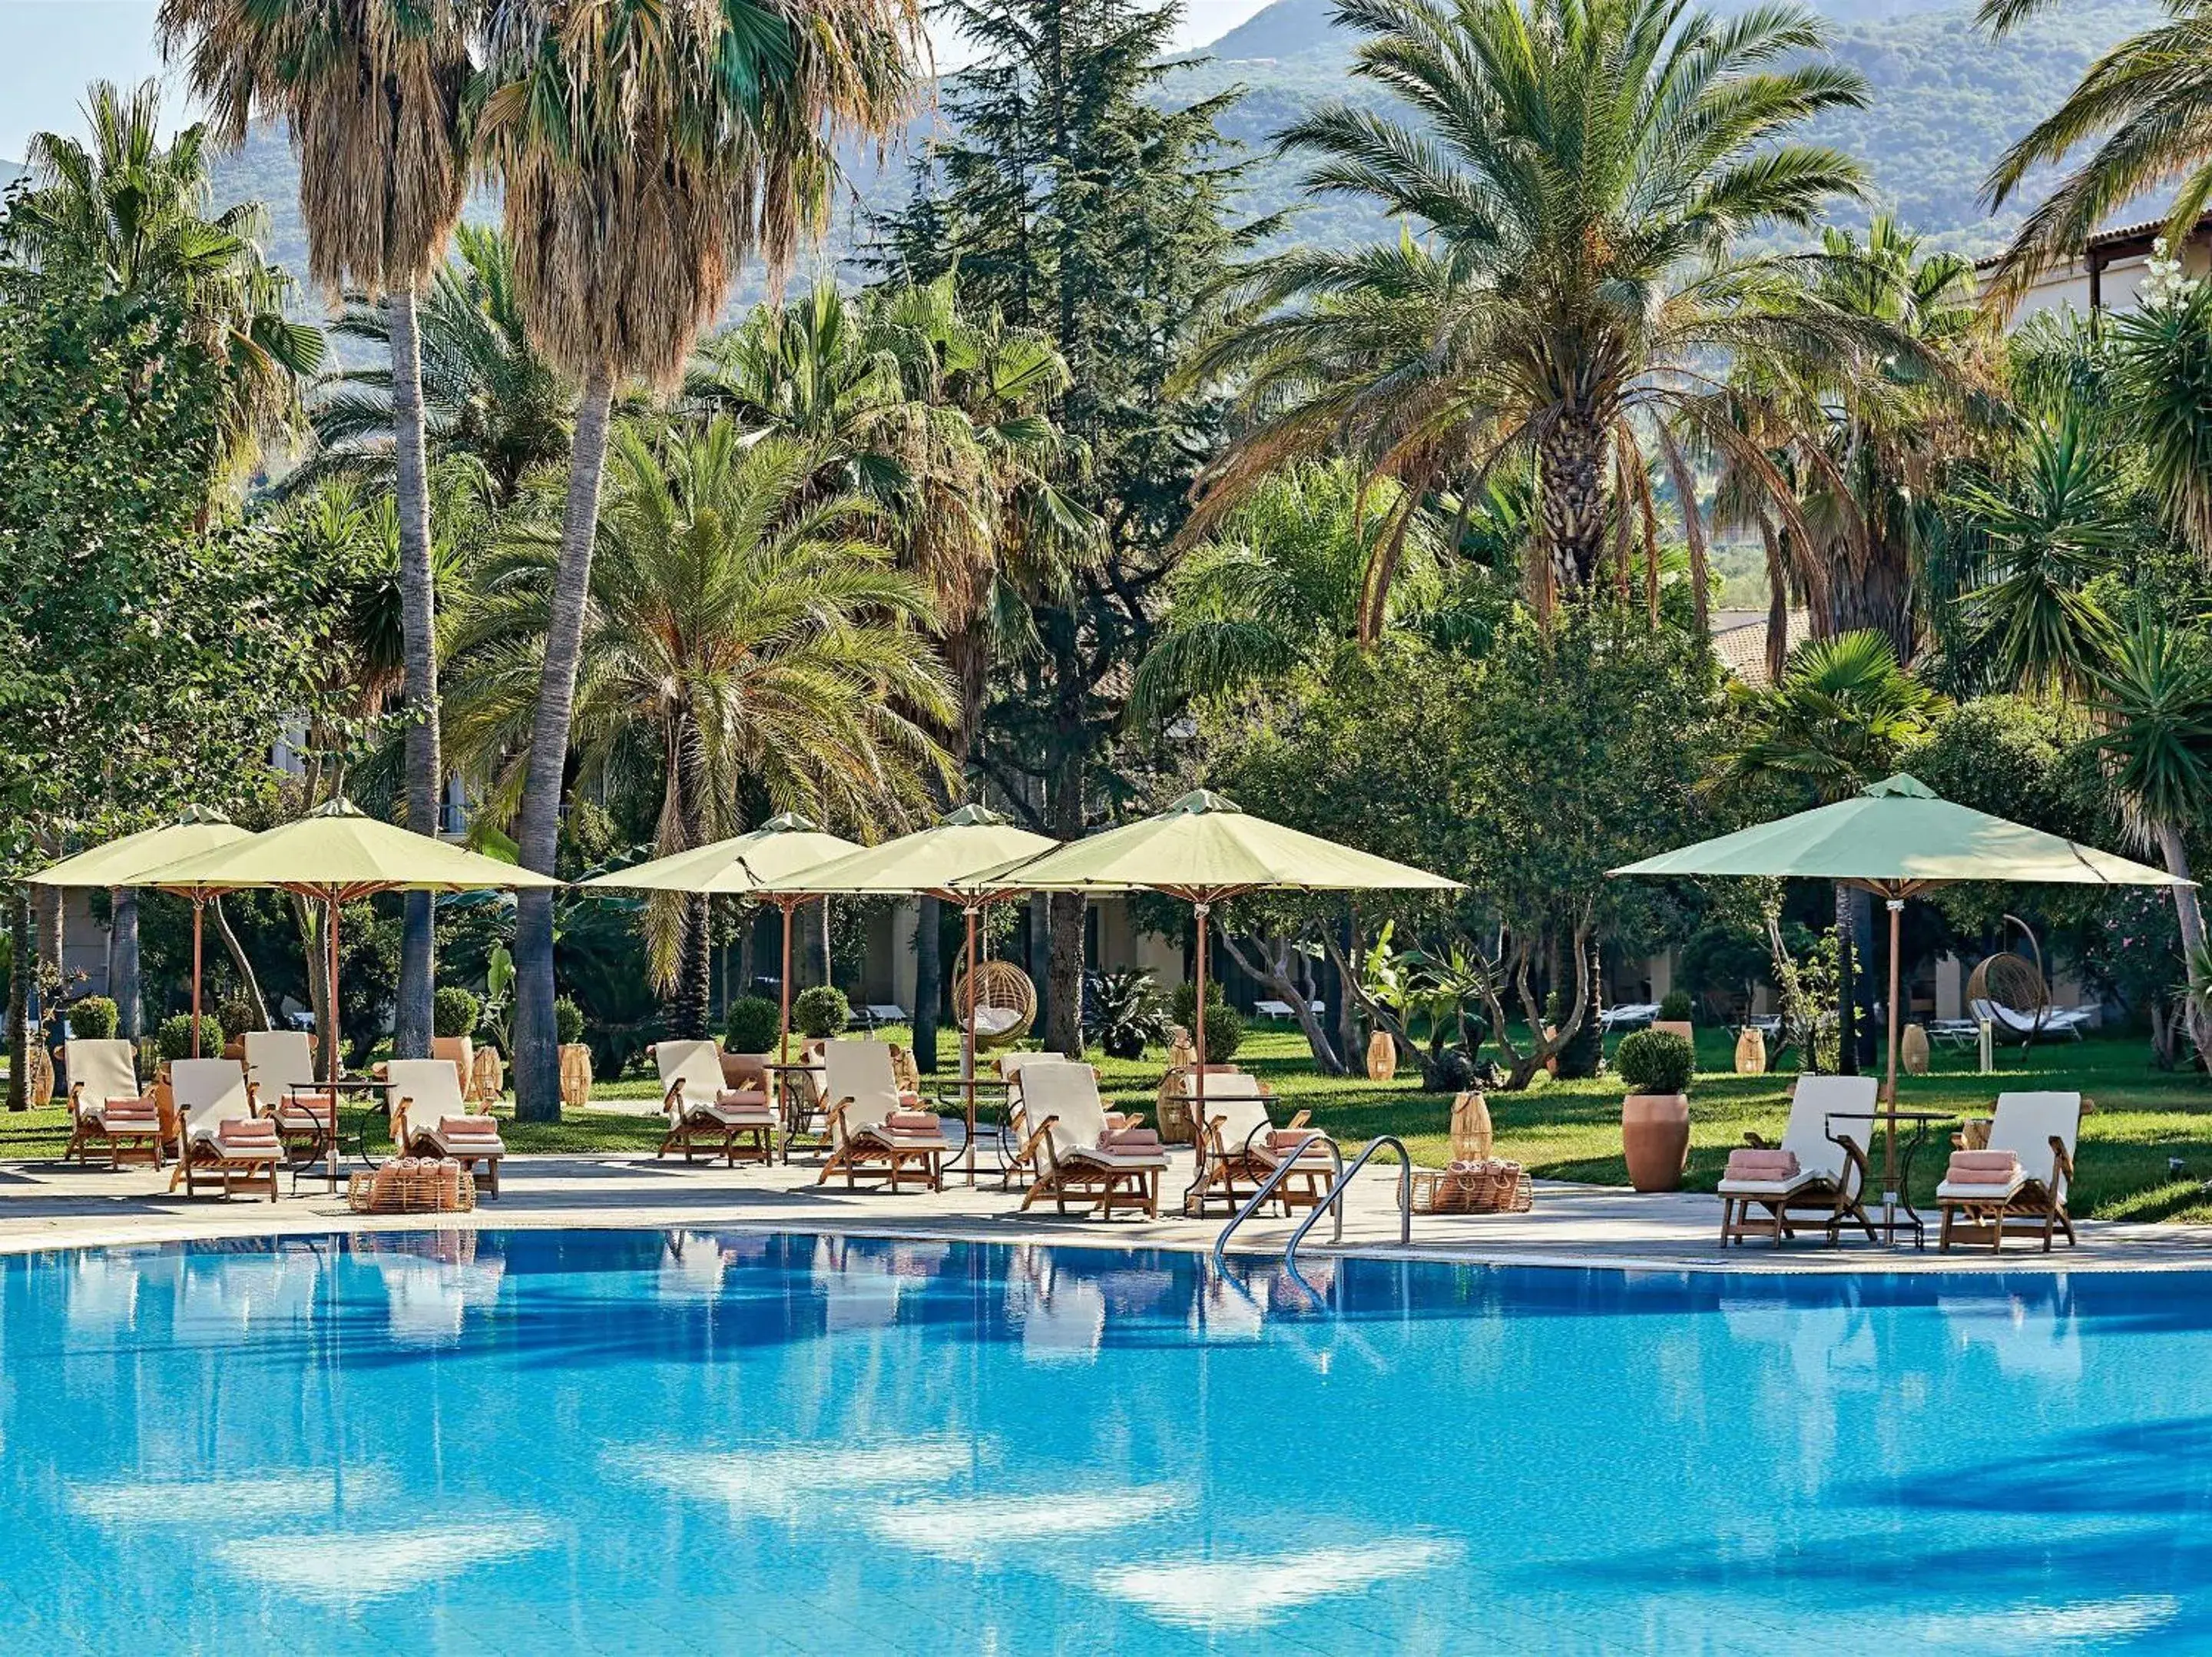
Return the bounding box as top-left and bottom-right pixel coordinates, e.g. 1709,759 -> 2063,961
1966,951 -> 2051,1044
953,957 -> 1036,1048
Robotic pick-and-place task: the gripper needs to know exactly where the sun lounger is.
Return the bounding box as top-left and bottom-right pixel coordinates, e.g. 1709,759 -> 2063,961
386,1057 -> 507,1197
654,1038 -> 775,1166
166,1058 -> 280,1201
1938,1090 -> 2081,1252
243,1030 -> 336,1164
817,1040 -> 949,1192
63,1038 -> 164,1169
1015,1061 -> 1169,1220
998,1053 -> 1131,1187
859,1003 -> 909,1030
1251,998 -> 1324,1020
1184,1075 -> 1330,1218
1716,1075 -> 1879,1246
1600,1002 -> 1661,1031
1969,997 -> 2094,1043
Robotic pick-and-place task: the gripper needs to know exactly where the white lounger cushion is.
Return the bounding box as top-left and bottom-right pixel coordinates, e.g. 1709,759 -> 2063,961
824,1042 -> 945,1148
1717,1074 -> 1878,1196
1021,1063 -> 1167,1171
1938,1091 -> 2080,1202
171,1059 -> 267,1153
654,1040 -> 772,1124
386,1058 -> 469,1136
66,1040 -> 144,1120
1970,999 -> 2093,1037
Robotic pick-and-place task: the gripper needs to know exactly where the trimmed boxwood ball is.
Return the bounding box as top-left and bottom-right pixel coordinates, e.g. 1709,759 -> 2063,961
433,986 -> 482,1039
554,996 -> 587,1048
157,1013 -> 224,1063
1657,988 -> 1694,1023
1201,1003 -> 1244,1064
69,997 -> 119,1040
1617,1028 -> 1695,1095
724,994 -> 781,1054
793,985 -> 851,1040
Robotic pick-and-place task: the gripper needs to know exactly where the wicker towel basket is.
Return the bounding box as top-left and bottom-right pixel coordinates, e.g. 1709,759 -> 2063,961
347,1157 -> 477,1215
1409,1162 -> 1533,1215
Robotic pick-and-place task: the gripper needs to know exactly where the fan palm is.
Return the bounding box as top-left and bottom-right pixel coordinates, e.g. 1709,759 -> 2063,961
161,0 -> 478,1060
476,0 -> 921,1116
306,226 -> 579,506
2088,619 -> 2212,1055
445,420 -> 955,1032
1181,0 -> 1886,636
7,78 -> 323,483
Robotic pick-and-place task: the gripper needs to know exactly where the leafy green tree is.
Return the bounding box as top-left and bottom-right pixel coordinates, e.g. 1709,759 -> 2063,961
447,422 -> 954,1035
873,0 -> 1259,1052
1181,0 -> 1886,633
476,0 -> 923,1120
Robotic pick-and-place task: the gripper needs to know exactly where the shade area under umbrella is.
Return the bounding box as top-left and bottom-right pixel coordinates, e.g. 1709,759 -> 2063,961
774,805 -> 1057,1182
577,813 -> 862,1060
29,806 -> 253,1058
1611,774 -> 2181,1231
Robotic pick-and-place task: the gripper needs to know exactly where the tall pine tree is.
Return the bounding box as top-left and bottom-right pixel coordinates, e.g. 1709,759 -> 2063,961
870,0 -> 1263,1050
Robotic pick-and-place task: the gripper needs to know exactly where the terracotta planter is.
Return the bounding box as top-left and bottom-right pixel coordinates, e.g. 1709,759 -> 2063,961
1450,1090 -> 1492,1161
1733,1027 -> 1767,1075
1652,1020 -> 1694,1045
1365,1030 -> 1397,1082
1621,1093 -> 1690,1192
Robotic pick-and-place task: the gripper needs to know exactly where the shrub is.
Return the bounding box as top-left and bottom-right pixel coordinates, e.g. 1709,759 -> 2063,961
156,1013 -> 224,1063
793,984 -> 850,1040
1658,989 -> 1694,1023
554,997 -> 586,1048
69,996 -> 119,1040
1617,1028 -> 1695,1095
724,994 -> 781,1054
433,986 -> 482,1039
1200,1002 -> 1244,1064
1170,980 -> 1220,1030
1083,968 -> 1168,1060
217,996 -> 264,1036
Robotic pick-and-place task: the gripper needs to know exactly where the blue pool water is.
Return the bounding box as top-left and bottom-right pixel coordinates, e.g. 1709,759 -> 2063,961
4,1231 -> 2209,1654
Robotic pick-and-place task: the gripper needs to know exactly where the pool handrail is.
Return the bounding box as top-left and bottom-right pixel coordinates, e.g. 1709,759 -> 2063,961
1210,1132 -> 1342,1274
1284,1136 -> 1412,1276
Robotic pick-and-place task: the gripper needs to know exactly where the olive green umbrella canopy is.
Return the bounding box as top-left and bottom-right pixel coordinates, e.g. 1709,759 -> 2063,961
577,813 -> 864,1060
28,807 -> 256,1063
778,805 -> 1058,1182
1611,774 -> 2180,1236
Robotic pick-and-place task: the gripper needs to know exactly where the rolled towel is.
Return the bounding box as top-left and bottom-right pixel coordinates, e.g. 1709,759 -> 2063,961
437,1159 -> 463,1206
715,1087 -> 768,1109
1724,1148 -> 1800,1181
1946,1149 -> 2021,1186
884,1110 -> 941,1135
216,1117 -> 280,1146
1099,1126 -> 1162,1150
438,1116 -> 498,1138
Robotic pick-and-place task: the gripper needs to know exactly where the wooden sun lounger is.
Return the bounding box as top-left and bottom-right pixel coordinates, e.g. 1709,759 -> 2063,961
653,1039 -> 776,1166
997,1054 -> 1134,1189
63,1039 -> 165,1169
1015,1062 -> 1167,1221
817,1041 -> 949,1192
1938,1091 -> 2082,1252
386,1057 -> 507,1197
243,1030 -> 336,1166
1184,1077 -> 1330,1218
166,1058 -> 280,1202
1717,1075 -> 1879,1246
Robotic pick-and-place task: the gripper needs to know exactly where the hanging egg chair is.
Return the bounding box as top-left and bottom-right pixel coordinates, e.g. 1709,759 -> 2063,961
1965,916 -> 2051,1044
953,957 -> 1036,1048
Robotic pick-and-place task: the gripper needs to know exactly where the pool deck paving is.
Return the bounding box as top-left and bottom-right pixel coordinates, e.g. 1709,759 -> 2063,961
5,1146 -> 2212,1273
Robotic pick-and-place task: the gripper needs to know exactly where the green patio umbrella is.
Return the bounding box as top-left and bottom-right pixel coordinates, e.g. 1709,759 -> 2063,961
30,806 -> 253,1058
958,789 -> 1461,1159
776,805 -> 1057,1182
1611,774 -> 2181,1230
137,799 -> 561,1190
577,813 -> 862,1060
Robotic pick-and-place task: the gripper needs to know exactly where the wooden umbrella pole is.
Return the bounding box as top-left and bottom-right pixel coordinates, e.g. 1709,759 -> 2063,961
778,899 -> 794,1064
1883,895 -> 1904,1229
190,896 -> 205,1059
326,892 -> 344,1193
1193,901 -> 1210,1150
962,901 -> 979,1186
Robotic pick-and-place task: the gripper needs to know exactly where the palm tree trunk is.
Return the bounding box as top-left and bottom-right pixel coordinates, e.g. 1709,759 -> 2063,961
1834,881 -> 1859,1075
389,285 -> 442,1064
1538,410 -> 1608,602
1760,518 -> 1790,683
513,365 -> 616,1123
914,895 -> 941,1073
8,886 -> 28,1111
2157,822 -> 2212,1062
111,888 -> 141,1038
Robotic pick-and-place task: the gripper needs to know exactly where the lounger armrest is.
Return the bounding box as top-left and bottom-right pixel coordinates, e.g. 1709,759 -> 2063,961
1742,1131 -> 1773,1150
1120,1110 -> 1147,1131
1014,1115 -> 1060,1171
2050,1136 -> 2075,1184
663,1079 -> 685,1119
245,1080 -> 262,1115
67,1081 -> 84,1122
1286,1110 -> 1312,1131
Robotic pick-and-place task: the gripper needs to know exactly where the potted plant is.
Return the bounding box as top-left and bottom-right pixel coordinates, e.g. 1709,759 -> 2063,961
1616,1026 -> 1694,1192
1171,982 -> 1246,1065
1083,968 -> 1167,1060
793,984 -> 851,1042
68,995 -> 119,1041
432,986 -> 480,1093
1653,987 -> 1694,1045
722,994 -> 782,1087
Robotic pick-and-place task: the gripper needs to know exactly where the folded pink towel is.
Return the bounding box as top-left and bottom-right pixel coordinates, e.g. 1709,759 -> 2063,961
1100,1126 -> 1162,1150
1946,1149 -> 2020,1186
715,1087 -> 768,1109
884,1110 -> 940,1134
1267,1129 -> 1323,1154
216,1120 -> 279,1148
1725,1148 -> 1800,1180
101,1099 -> 159,1122
439,1116 -> 498,1137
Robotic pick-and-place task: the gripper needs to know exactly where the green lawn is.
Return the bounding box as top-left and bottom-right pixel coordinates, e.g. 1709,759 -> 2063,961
13,1024 -> 2212,1222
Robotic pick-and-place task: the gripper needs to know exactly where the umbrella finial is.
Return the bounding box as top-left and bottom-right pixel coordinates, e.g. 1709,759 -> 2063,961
1863,775 -> 1937,800
939,804 -> 1012,828
307,797 -> 367,819
1164,789 -> 1243,817
758,812 -> 821,834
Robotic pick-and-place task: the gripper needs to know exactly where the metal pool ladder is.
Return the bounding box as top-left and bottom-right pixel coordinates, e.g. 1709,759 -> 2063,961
1210,1133 -> 1414,1276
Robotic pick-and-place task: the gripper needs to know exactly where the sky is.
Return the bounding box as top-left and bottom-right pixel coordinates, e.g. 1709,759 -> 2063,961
0,0 -> 1278,161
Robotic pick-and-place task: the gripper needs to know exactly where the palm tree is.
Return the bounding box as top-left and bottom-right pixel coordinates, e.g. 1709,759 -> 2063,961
1980,0 -> 2212,311
2089,619 -> 2212,1058
1711,630 -> 1946,1070
7,78 -> 323,482
476,0 -> 922,1118
306,226 -> 579,507
1952,412 -> 2125,698
446,421 -> 954,1034
2105,266 -> 2212,559
1180,0 -> 1887,636
161,0 -> 478,1062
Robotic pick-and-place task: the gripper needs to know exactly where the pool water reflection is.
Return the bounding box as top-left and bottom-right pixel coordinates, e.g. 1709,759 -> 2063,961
5,1231 -> 2210,1653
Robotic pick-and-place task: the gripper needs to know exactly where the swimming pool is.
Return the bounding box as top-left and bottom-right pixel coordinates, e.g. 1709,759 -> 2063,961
3,1230 -> 2205,1654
